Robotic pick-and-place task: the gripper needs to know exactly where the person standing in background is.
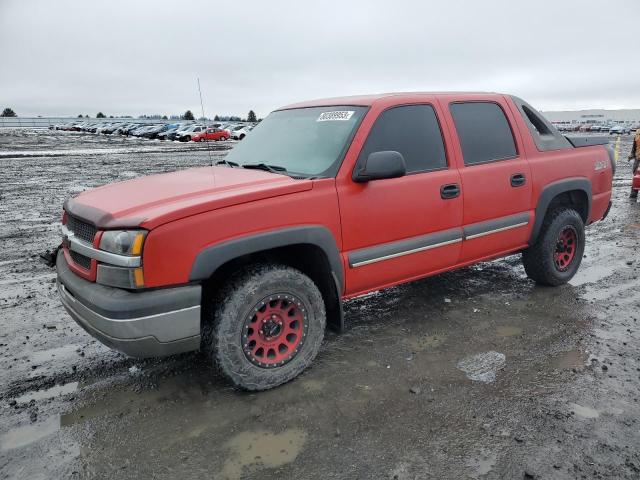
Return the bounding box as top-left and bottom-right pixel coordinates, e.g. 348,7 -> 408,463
629,129 -> 640,198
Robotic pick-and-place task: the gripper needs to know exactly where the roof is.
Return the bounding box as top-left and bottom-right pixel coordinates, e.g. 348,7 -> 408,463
279,92 -> 502,110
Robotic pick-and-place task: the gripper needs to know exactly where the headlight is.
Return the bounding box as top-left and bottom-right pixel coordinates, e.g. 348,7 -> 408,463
99,230 -> 147,256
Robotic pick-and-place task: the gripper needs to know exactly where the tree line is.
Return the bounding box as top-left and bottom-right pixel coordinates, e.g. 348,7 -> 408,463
1,107 -> 260,122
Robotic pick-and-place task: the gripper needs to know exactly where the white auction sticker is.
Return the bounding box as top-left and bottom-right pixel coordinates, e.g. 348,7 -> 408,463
317,111 -> 354,122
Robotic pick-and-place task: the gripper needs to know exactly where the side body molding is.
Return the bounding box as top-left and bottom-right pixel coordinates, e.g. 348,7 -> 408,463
529,178 -> 592,245
190,225 -> 344,290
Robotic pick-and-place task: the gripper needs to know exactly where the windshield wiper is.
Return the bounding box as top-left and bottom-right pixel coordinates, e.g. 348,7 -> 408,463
215,159 -> 240,168
242,163 -> 288,175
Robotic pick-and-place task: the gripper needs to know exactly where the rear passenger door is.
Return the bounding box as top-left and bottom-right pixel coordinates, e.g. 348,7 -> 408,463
444,99 -> 533,262
338,103 -> 463,296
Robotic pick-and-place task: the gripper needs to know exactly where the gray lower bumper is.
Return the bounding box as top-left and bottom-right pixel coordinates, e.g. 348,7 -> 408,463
56,251 -> 201,357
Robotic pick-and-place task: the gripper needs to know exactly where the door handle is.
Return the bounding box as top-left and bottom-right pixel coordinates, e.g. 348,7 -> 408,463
510,173 -> 526,187
440,183 -> 460,199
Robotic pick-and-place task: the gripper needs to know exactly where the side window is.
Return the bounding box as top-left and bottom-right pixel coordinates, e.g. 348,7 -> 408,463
358,105 -> 447,174
450,102 -> 517,166
511,96 -> 572,152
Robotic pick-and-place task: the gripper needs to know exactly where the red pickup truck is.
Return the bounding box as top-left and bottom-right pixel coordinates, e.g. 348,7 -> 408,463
55,92 -> 614,390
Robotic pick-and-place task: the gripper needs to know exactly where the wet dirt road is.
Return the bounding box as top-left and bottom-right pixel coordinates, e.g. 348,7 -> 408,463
1,129 -> 639,479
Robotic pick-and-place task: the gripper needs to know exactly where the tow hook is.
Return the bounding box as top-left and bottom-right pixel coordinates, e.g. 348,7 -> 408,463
40,244 -> 61,268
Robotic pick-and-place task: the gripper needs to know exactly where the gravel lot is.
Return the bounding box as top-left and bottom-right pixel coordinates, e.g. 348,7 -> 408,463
0,129 -> 639,479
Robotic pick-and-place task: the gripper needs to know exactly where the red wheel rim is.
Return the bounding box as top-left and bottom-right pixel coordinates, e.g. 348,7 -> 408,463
554,226 -> 578,271
242,294 -> 307,368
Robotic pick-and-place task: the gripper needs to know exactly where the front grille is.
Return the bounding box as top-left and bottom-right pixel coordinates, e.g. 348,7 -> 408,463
67,215 -> 96,244
69,250 -> 92,270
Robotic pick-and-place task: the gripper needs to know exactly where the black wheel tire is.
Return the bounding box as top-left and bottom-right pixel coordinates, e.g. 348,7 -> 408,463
203,264 -> 326,391
522,208 -> 585,286
199,137 -> 205,142
239,134 -> 245,140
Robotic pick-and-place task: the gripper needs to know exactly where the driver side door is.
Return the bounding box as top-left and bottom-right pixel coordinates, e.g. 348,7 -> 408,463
337,102 -> 463,297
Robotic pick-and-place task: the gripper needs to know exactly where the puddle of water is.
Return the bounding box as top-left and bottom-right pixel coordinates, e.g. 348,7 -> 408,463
552,349 -> 588,370
28,344 -> 82,365
300,379 -> 325,393
570,403 -> 599,419
0,415 -> 59,451
496,326 -> 522,337
408,333 -> 447,351
15,382 -> 78,404
466,450 -> 498,478
457,351 -> 506,383
220,429 -> 307,480
582,282 -> 629,302
569,263 -> 618,286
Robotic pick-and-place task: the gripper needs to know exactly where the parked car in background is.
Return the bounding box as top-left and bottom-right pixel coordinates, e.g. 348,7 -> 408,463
132,125 -> 159,137
229,125 -> 251,140
122,124 -> 146,136
609,125 -> 629,135
115,124 -> 130,135
173,124 -> 206,141
142,124 -> 174,139
192,127 -> 229,142
157,124 -> 183,140
95,123 -> 118,134
101,123 -> 125,134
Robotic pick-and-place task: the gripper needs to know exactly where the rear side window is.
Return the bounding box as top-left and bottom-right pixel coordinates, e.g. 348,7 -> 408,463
450,102 -> 517,165
358,105 -> 447,174
511,96 -> 572,151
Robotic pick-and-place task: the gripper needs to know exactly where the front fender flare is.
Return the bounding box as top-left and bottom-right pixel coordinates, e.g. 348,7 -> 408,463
189,226 -> 343,291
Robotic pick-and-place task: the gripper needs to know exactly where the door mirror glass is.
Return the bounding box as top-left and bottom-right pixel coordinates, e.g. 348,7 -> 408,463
354,151 -> 406,182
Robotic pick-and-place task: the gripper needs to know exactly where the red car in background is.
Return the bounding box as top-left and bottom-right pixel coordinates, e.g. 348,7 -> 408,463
192,128 -> 229,142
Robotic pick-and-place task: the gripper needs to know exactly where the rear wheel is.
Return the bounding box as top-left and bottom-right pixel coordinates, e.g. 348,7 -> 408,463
203,264 -> 326,390
522,208 -> 585,286
199,137 -> 205,142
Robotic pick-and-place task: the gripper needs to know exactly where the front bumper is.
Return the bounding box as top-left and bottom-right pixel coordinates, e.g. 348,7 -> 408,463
56,251 -> 201,357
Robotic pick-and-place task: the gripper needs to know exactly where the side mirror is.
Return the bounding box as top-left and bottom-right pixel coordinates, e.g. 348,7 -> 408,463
353,151 -> 406,183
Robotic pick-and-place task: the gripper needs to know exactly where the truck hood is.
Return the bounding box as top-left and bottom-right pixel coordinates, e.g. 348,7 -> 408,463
64,166 -> 312,229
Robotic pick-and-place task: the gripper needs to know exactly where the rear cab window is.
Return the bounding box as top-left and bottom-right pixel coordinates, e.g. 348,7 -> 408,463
356,104 -> 448,174
449,102 -> 517,166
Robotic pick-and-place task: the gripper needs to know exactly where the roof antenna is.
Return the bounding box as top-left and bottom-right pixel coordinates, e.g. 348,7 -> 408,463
197,77 -> 215,174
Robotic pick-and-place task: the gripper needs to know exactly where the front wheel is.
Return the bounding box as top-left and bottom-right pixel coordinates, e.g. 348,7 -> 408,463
203,264 -> 326,390
522,208 -> 585,286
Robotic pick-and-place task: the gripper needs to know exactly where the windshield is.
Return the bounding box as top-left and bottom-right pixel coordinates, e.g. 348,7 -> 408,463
224,106 -> 367,177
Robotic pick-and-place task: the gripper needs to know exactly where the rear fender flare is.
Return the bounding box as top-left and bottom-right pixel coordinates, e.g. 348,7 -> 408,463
529,178 -> 592,245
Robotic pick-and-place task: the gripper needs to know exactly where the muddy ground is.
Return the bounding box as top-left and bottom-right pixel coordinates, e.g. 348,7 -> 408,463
0,128 -> 639,480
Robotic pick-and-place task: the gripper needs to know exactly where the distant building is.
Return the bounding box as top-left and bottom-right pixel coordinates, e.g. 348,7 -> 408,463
542,109 -> 640,126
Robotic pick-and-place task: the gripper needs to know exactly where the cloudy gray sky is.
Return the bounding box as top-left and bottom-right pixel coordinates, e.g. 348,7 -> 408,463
1,0 -> 638,118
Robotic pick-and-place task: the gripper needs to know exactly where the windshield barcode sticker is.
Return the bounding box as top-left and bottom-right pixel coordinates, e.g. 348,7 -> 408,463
317,111 -> 354,122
